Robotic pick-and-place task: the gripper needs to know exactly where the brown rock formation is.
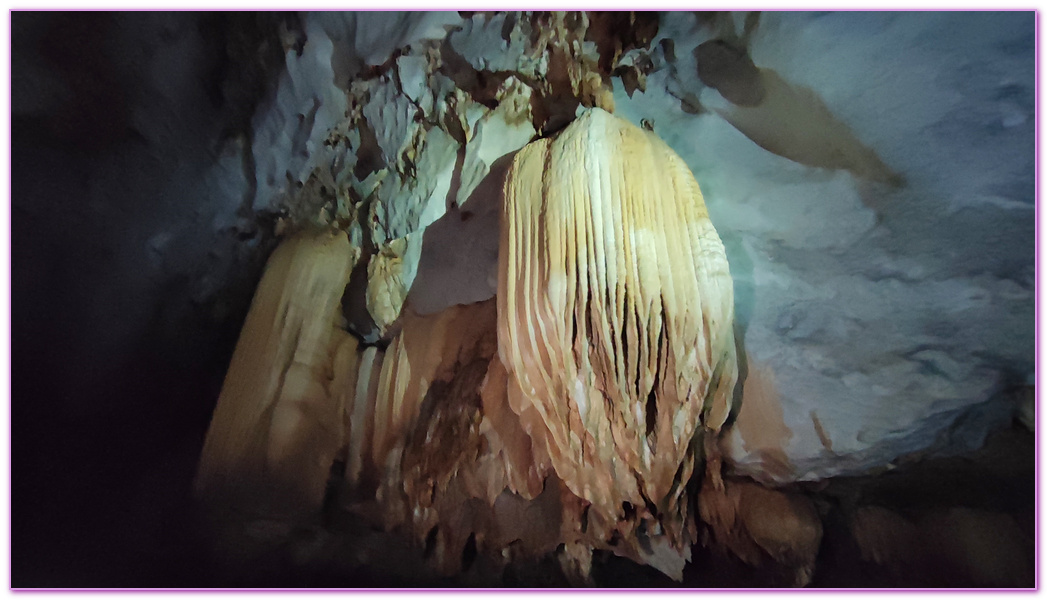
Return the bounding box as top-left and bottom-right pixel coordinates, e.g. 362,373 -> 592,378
196,108 -> 742,582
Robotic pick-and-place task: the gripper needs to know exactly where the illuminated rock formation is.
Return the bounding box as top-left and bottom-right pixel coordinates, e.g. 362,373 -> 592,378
495,107 -> 738,578
194,229 -> 359,516
196,106 -> 740,581
13,10 -> 1035,589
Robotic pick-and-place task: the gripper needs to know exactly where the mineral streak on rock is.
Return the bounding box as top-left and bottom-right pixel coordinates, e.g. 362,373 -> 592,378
211,108 -> 744,581
187,11 -> 1033,586
721,356 -> 796,484
337,299 -> 560,575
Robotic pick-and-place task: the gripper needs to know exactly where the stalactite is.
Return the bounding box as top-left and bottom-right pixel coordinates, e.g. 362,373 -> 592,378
194,229 -> 358,516
196,107 -> 741,583
496,107 -> 738,578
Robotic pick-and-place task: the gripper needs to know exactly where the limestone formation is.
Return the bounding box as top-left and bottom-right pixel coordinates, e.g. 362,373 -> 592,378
698,474 -> 822,586
188,11 -> 1032,587
196,105 -> 744,582
492,107 -> 738,578
194,229 -> 359,516
13,9 -> 1035,590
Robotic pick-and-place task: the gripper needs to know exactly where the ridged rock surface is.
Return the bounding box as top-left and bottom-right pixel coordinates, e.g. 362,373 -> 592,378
498,108 -> 737,562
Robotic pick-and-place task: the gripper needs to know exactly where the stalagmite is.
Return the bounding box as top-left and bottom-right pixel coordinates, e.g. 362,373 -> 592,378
194,229 -> 358,516
497,107 -> 739,578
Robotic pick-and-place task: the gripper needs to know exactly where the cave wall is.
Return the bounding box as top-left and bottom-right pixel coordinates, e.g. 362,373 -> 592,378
11,10 -> 1035,586
614,12 -> 1036,482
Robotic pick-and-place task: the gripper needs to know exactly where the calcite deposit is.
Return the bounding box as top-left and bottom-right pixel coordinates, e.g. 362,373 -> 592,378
188,9 -> 1032,588
194,229 -> 358,516
13,9 -> 1033,589
197,107 -> 741,581
496,108 -> 738,577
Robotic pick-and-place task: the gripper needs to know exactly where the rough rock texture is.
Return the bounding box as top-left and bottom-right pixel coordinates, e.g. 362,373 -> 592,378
199,107 -> 742,581
14,9 -> 1034,588
248,12 -> 626,341
698,474 -> 822,586
254,10 -> 1031,484
188,9 -> 1032,585
611,11 -> 1034,482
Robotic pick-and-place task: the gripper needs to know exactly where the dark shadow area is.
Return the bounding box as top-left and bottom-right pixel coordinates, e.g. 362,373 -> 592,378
11,11 -> 278,587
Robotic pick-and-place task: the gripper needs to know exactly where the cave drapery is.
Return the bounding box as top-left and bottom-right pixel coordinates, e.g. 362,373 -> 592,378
197,107 -> 748,581
13,10 -> 1034,588
188,10 -> 1034,586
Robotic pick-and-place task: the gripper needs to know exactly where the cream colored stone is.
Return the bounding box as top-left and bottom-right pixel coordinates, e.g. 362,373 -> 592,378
497,107 -> 738,577
194,229 -> 358,515
365,234 -> 422,334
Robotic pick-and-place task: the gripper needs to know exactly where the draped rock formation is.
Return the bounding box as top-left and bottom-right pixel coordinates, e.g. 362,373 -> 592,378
195,108 -> 738,582
497,107 -> 738,556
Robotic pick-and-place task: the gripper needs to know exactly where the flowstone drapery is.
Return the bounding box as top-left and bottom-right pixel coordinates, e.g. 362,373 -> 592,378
195,108 -> 742,580
496,107 -> 738,575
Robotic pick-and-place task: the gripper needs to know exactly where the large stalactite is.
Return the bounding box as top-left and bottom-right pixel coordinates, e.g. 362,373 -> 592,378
195,107 -> 742,582
12,10 -> 1034,589
496,107 -> 739,577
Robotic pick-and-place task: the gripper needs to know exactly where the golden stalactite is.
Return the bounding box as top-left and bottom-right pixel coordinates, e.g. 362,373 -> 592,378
194,229 -> 358,516
497,107 -> 738,576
